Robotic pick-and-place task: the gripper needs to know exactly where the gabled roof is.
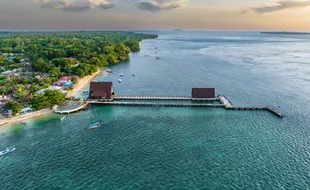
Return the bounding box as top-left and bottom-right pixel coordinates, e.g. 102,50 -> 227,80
192,88 -> 215,98
89,82 -> 113,97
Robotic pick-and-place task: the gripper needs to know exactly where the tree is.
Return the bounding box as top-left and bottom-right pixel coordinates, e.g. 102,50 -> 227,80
5,100 -> 22,115
71,76 -> 78,84
49,67 -> 61,77
89,57 -> 101,66
32,58 -> 45,72
14,84 -> 30,100
44,89 -> 65,105
75,68 -> 85,77
29,90 -> 65,110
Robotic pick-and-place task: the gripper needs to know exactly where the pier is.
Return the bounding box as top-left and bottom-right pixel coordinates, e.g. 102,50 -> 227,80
86,101 -> 225,107
84,82 -> 284,118
114,95 -> 219,101
87,95 -> 283,118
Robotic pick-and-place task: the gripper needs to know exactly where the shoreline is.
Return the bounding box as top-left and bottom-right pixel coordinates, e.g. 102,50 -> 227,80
0,108 -> 53,126
66,68 -> 102,97
0,68 -> 103,127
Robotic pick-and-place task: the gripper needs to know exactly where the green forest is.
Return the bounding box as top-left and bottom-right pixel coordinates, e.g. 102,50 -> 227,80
0,31 -> 157,114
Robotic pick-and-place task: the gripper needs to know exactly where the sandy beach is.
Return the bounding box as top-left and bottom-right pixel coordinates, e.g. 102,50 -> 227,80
0,108 -> 53,126
66,69 -> 101,97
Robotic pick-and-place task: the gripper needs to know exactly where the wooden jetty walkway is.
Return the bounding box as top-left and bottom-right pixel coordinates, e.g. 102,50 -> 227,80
114,95 -> 219,101
218,95 -> 283,117
86,95 -> 283,118
87,101 -> 225,108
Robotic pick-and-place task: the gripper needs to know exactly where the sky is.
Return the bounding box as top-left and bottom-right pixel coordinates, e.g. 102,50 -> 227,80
0,0 -> 310,31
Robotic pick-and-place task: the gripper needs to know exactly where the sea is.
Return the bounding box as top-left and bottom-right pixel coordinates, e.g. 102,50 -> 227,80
1,31 -> 310,189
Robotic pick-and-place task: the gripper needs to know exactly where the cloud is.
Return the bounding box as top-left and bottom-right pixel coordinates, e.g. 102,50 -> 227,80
134,0 -> 185,12
35,0 -> 114,12
244,0 -> 310,14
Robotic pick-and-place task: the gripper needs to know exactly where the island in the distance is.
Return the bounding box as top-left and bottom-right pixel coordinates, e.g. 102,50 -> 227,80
261,31 -> 310,35
172,29 -> 184,32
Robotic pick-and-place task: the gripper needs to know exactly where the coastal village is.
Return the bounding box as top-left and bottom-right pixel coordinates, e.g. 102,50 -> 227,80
0,31 -> 158,125
0,52 -> 75,118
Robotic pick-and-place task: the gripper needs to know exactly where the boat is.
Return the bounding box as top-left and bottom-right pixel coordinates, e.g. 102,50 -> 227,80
81,90 -> 89,95
0,148 -> 16,156
118,79 -> 122,83
106,69 -> 112,73
144,55 -> 149,57
20,121 -> 26,125
120,73 -> 123,77
155,56 -> 160,59
89,122 -> 100,130
155,47 -> 158,49
132,74 -> 135,76
60,116 -> 66,121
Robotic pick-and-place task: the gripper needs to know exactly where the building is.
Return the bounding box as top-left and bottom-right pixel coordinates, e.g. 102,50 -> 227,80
59,76 -> 71,81
37,86 -> 68,94
89,82 -> 114,100
20,107 -> 32,114
192,88 -> 215,98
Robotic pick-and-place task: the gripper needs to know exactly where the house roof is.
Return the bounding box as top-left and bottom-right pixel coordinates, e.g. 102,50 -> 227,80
89,82 -> 113,97
192,88 -> 215,98
59,76 -> 71,81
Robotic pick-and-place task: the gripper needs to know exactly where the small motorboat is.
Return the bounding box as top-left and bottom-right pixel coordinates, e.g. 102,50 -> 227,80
118,79 -> 122,83
155,47 -> 158,49
0,148 -> 16,156
155,56 -> 160,59
120,73 -> 123,77
81,90 -> 89,95
60,116 -> 66,121
106,69 -> 112,73
132,74 -> 135,76
89,122 -> 100,130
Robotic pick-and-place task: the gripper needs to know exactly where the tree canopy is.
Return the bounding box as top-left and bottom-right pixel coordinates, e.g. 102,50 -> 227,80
29,90 -> 65,110
4,100 -> 22,115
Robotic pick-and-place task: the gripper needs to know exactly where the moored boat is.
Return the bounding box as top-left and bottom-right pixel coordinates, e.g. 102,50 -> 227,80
106,69 -> 112,73
81,90 -> 89,95
0,148 -> 16,156
89,122 -> 100,130
132,74 -> 135,76
60,116 -> 66,121
118,79 -> 122,83
120,73 -> 123,77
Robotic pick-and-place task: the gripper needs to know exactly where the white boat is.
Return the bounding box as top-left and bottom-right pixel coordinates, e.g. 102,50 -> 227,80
118,79 -> 122,83
120,74 -> 123,77
0,148 -> 16,156
81,90 -> 89,95
89,122 -> 100,130
60,116 -> 66,121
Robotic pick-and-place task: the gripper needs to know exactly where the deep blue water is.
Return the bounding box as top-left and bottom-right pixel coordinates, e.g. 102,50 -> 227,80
1,31 -> 310,189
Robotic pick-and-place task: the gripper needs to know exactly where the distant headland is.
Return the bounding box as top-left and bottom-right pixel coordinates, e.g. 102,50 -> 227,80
261,31 -> 310,35
172,29 -> 184,32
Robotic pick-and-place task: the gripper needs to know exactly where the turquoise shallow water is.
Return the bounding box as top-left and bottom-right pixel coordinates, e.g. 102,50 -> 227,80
1,31 -> 310,189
